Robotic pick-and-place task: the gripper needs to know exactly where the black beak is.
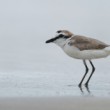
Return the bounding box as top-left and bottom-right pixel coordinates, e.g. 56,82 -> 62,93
45,38 -> 55,43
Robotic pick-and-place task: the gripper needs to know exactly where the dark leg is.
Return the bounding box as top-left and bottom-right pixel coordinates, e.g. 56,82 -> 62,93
85,60 -> 95,87
78,60 -> 89,87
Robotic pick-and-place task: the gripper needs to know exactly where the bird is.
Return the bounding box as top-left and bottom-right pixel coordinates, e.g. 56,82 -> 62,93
45,30 -> 110,87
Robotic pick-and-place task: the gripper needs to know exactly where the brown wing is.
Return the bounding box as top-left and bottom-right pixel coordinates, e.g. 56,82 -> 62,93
69,35 -> 109,51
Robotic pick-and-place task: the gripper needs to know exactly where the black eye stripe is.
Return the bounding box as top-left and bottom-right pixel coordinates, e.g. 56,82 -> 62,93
55,34 -> 69,40
57,30 -> 62,33
53,34 -> 69,41
58,34 -> 64,37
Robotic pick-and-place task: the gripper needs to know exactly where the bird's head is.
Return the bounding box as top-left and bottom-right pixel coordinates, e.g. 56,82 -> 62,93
46,30 -> 73,47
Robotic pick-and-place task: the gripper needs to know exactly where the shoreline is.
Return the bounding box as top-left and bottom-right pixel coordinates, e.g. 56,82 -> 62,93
0,97 -> 110,110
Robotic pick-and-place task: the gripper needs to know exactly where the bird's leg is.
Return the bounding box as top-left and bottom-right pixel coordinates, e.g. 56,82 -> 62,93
85,60 -> 95,87
78,60 -> 89,87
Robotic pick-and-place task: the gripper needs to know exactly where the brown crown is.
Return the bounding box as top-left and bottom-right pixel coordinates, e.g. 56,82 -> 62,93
57,30 -> 73,37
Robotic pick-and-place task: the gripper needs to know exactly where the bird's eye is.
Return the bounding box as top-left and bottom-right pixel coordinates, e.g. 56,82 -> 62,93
57,34 -> 69,39
57,30 -> 62,33
58,34 -> 64,37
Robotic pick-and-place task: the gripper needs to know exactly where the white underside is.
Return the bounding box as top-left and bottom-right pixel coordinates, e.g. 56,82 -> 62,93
53,37 -> 110,60
63,44 -> 110,60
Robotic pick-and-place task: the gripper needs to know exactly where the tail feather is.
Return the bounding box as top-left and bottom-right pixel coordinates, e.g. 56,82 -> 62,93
105,46 -> 110,54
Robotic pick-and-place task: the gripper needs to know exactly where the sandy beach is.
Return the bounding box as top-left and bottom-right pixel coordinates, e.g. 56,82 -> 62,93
0,97 -> 110,110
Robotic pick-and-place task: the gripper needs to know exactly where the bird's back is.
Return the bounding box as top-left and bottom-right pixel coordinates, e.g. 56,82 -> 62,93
69,35 -> 109,51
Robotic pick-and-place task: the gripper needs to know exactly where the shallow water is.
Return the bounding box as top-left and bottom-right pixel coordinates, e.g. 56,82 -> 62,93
0,70 -> 110,97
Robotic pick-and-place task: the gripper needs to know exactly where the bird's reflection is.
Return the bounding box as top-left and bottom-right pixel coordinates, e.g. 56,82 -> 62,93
67,84 -> 92,96
79,85 -> 91,94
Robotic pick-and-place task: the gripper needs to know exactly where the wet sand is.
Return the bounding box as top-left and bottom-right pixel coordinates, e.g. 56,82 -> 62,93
0,97 -> 110,110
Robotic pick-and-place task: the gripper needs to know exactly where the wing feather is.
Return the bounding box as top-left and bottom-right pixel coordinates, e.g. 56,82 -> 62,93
69,35 -> 109,51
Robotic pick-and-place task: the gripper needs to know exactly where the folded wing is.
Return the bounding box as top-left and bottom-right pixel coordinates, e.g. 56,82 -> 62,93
69,35 -> 109,51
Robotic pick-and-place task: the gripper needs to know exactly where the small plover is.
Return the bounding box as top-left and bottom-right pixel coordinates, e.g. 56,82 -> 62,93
45,30 -> 110,87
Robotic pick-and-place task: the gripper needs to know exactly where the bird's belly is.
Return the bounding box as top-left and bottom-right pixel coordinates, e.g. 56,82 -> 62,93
63,45 -> 109,60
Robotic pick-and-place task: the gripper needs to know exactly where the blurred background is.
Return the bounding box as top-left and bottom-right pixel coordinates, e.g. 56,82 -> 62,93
0,0 -> 110,97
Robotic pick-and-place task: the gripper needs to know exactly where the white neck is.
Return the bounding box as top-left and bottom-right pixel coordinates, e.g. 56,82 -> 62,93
53,38 -> 66,48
